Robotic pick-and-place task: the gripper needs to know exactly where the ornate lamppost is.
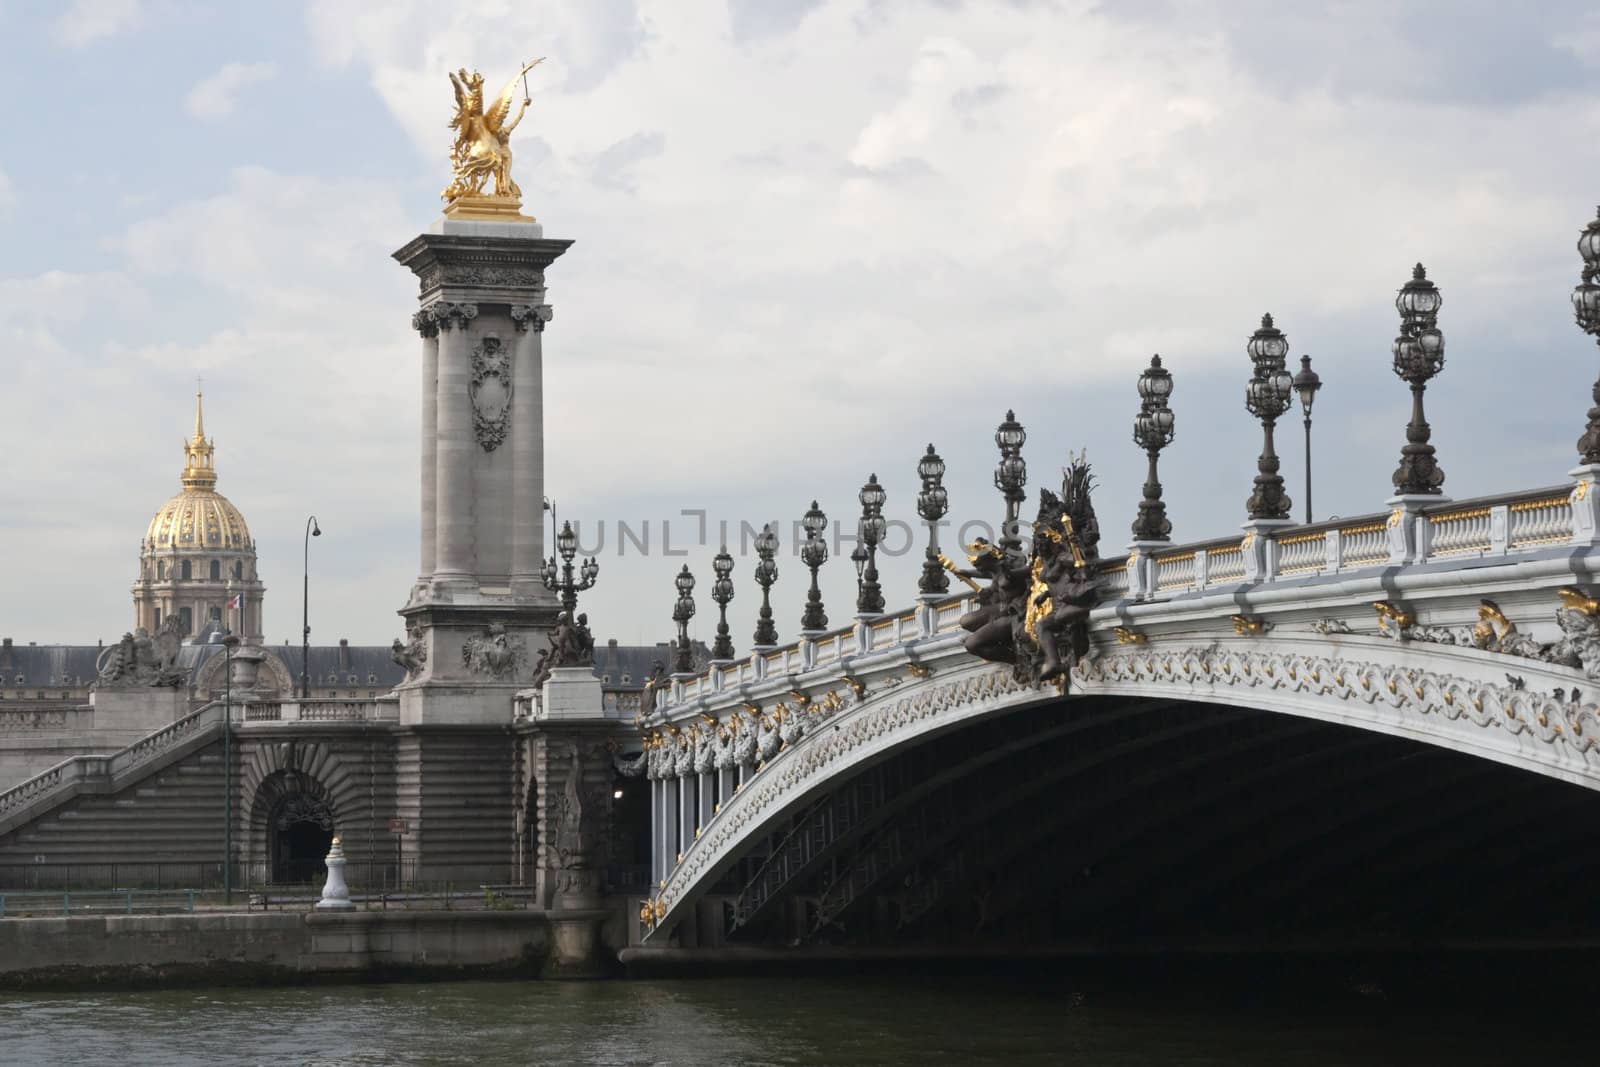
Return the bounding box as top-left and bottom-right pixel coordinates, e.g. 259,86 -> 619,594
1131,354 -> 1175,541
855,474 -> 887,616
710,546 -> 735,661
1293,355 -> 1322,523
1390,265 -> 1446,495
916,444 -> 949,595
993,410 -> 1027,546
800,501 -> 829,633
301,515 -> 320,699
542,519 -> 599,616
222,631 -> 239,903
1571,208 -> 1600,464
753,524 -> 779,648
1243,315 -> 1294,520
671,565 -> 696,673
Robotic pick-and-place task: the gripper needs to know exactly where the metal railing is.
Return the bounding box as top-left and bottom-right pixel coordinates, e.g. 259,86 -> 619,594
0,889 -> 197,918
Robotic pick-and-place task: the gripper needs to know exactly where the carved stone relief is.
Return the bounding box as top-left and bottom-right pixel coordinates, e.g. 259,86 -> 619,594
462,623 -> 528,680
468,334 -> 513,451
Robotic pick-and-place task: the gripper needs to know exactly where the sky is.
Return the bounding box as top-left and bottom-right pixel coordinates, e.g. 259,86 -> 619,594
4,0 -> 1600,650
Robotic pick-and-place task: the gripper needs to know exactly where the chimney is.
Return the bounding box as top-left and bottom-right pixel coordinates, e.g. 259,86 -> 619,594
338,638 -> 350,670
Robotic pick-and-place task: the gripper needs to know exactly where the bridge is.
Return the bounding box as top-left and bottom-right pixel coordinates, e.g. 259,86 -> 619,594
632,461 -> 1600,952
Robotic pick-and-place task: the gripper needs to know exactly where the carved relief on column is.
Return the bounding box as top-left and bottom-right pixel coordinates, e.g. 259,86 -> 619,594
469,334 -> 513,452
511,304 -> 553,333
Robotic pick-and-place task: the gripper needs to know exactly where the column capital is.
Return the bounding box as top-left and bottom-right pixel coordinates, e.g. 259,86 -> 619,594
433,302 -> 479,331
511,303 -> 554,333
410,310 -> 439,339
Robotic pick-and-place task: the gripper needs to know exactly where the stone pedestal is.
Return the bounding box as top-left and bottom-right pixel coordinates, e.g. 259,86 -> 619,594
538,666 -> 605,721
317,838 -> 356,911
1571,464 -> 1600,545
1240,520 -> 1293,582
1386,493 -> 1448,564
228,646 -> 267,697
90,686 -> 192,744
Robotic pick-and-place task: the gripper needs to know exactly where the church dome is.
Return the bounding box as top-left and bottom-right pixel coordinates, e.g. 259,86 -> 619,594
141,390 -> 253,551
145,488 -> 252,549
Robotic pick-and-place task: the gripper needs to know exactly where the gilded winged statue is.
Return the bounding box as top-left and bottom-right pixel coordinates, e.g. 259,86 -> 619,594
443,59 -> 544,203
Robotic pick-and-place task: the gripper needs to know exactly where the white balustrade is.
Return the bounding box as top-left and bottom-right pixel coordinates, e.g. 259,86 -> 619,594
1509,495 -> 1574,548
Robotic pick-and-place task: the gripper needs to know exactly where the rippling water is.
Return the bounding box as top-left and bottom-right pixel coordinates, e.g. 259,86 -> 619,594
0,966 -> 1587,1065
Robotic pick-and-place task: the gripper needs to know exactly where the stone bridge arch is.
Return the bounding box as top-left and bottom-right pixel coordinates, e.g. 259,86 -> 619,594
241,739 -> 366,885
643,627 -> 1600,945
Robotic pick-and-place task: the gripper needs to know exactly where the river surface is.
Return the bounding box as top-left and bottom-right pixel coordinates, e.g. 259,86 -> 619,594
0,966 -> 1587,1066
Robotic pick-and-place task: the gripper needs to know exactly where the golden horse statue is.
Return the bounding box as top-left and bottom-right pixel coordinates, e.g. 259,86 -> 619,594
443,59 -> 544,203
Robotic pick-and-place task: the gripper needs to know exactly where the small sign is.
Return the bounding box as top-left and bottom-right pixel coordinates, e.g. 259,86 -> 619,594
388,818 -> 409,834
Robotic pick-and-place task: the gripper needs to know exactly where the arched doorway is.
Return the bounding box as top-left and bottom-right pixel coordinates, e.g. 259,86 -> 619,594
270,792 -> 335,884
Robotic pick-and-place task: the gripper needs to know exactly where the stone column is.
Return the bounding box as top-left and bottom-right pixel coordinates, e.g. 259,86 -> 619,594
414,311 -> 441,582
697,771 -> 714,837
510,305 -> 550,595
678,776 -> 694,864
433,302 -> 478,587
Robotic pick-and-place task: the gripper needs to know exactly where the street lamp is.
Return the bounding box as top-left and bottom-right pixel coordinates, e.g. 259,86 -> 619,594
671,565 -> 696,673
916,444 -> 949,595
800,501 -> 829,633
855,474 -> 887,616
1571,207 -> 1600,463
1390,264 -> 1447,495
1131,354 -> 1176,541
301,515 -> 320,699
543,519 -> 599,615
1243,315 -> 1294,520
753,524 -> 779,648
222,631 -> 240,903
710,546 -> 735,661
993,410 -> 1028,546
1293,355 -> 1323,523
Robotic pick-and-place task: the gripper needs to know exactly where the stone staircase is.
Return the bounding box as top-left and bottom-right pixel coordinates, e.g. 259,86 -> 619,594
0,703 -> 225,864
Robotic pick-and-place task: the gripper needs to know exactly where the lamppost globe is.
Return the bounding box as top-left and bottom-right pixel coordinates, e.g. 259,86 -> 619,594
802,500 -> 827,541
851,543 -> 868,581
995,409 -> 1026,452
917,443 -> 945,485
1579,206 -> 1600,267
556,520 -> 577,561
1293,354 -> 1321,416
674,565 -> 695,599
580,556 -> 599,585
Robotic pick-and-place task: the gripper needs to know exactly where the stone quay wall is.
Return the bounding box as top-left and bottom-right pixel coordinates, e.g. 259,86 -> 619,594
0,909 -> 580,989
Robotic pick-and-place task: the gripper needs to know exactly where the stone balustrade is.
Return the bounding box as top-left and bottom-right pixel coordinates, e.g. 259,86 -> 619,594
234,698 -> 399,725
651,481 -> 1592,727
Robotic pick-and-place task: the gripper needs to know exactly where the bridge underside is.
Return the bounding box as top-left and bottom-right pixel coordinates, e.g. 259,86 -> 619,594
690,697 -> 1600,953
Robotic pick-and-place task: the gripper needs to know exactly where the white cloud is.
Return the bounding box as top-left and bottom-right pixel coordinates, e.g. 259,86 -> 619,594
10,1 -> 1600,646
0,169 -> 13,221
184,62 -> 278,121
52,0 -> 140,46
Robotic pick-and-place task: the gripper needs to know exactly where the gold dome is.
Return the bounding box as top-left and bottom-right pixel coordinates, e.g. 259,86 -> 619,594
143,389 -> 253,550
146,488 -> 252,549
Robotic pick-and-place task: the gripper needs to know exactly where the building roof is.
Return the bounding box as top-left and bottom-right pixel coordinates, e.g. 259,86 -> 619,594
2,637 -> 709,692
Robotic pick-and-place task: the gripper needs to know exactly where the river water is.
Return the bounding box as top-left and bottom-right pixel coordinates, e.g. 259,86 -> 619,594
0,965 -> 1587,1065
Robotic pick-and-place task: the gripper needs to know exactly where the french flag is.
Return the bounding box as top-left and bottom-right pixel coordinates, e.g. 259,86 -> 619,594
227,594 -> 241,610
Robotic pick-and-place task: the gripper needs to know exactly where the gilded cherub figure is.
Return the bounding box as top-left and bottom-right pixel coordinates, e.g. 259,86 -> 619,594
443,59 -> 544,203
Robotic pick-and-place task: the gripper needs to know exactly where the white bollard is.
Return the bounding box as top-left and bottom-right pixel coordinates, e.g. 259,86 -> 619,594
316,835 -> 356,911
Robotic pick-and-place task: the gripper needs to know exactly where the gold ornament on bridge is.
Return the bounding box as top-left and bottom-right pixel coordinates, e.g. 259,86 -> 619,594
442,59 -> 545,221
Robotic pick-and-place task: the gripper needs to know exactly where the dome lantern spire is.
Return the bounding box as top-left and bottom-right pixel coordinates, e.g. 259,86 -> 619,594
181,384 -> 217,491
